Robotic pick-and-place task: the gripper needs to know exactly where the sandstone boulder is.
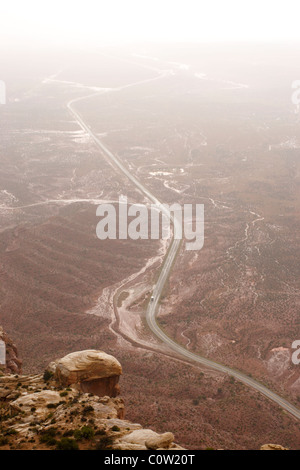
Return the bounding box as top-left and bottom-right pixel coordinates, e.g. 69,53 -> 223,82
0,348 -> 184,450
119,429 -> 175,450
49,350 -> 122,397
260,444 -> 289,450
146,432 -> 175,450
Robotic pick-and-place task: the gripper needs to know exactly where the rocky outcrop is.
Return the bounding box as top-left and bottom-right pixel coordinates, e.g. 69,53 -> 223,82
0,348 -> 182,450
0,327 -> 22,375
0,345 -> 290,451
47,350 -> 122,397
116,429 -> 177,450
146,432 -> 175,450
260,444 -> 289,450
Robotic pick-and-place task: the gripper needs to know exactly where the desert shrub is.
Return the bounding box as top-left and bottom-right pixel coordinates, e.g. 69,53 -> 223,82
63,429 -> 74,437
83,405 -> 94,414
56,438 -> 79,450
74,426 -> 94,441
46,438 -> 57,446
60,391 -> 68,397
43,370 -> 53,382
39,427 -> 57,446
96,436 -> 114,450
4,429 -> 17,436
111,426 -> 120,432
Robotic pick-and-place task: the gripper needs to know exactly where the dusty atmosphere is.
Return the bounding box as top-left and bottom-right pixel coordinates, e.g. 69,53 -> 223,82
0,43 -> 299,450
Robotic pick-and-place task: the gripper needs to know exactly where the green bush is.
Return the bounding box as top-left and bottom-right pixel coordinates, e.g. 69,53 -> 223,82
39,427 -> 57,446
96,436 -> 114,450
63,429 -> 74,437
111,426 -> 120,432
43,370 -> 53,382
4,429 -> 17,436
46,438 -> 57,447
82,405 -> 94,414
74,426 -> 94,441
56,438 -> 79,450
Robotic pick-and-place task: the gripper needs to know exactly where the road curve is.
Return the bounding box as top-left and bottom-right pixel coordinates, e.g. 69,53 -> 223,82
67,90 -> 300,422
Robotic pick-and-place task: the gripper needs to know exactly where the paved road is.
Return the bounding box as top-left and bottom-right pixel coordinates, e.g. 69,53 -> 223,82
68,93 -> 300,421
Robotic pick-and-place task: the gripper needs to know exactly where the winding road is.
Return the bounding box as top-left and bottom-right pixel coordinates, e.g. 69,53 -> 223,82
66,77 -> 300,422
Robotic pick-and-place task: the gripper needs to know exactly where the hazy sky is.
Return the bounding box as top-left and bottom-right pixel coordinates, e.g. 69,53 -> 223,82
1,0 -> 300,46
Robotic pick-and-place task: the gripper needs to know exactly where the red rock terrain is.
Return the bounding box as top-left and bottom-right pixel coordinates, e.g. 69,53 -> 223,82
0,45 -> 299,450
0,348 -> 183,450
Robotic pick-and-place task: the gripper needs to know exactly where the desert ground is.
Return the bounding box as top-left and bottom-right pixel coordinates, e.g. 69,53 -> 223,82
0,44 -> 299,448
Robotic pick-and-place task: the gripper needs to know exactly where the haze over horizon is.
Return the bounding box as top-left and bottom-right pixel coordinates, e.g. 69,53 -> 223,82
0,0 -> 299,453
1,0 -> 300,47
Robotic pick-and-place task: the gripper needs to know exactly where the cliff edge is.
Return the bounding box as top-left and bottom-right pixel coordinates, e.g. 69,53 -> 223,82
0,347 -> 183,450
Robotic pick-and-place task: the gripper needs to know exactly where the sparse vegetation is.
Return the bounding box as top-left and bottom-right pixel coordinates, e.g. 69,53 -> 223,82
74,426 -> 94,441
43,370 -> 53,382
111,425 -> 120,432
96,435 -> 114,450
39,428 -> 58,447
56,438 -> 79,451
